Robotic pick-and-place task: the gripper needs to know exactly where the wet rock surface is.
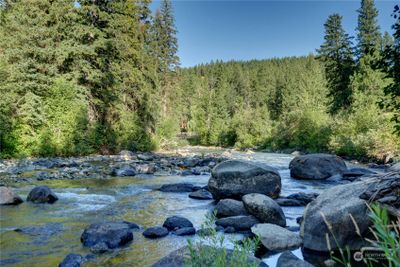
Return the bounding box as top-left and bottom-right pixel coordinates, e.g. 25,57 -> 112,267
208,160 -> 282,200
143,227 -> 169,238
289,154 -> 347,180
163,216 -> 193,231
27,186 -> 58,203
80,221 -> 137,252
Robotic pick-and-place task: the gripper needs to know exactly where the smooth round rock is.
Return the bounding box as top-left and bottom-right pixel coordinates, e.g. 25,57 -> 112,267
242,193 -> 286,227
27,186 -> 58,204
163,216 -> 193,231
143,227 -> 169,238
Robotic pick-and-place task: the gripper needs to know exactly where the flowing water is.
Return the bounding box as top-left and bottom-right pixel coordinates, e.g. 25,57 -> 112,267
0,148 -> 371,267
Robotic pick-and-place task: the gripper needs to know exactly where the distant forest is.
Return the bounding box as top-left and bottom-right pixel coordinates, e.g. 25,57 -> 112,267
0,0 -> 399,163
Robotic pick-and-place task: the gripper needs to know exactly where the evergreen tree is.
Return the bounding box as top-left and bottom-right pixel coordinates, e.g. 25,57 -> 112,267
317,14 -> 354,113
356,0 -> 381,58
150,0 -> 180,119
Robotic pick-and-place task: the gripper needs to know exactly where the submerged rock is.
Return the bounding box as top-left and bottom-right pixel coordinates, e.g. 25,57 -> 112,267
158,183 -> 195,192
289,154 -> 347,180
59,253 -> 84,267
208,160 -> 281,200
0,186 -> 23,205
143,226 -> 169,239
163,216 -> 193,231
215,199 -> 248,218
189,189 -> 213,200
242,193 -> 286,227
172,227 -> 196,236
27,186 -> 58,204
81,221 -> 136,252
251,224 -> 302,251
151,245 -> 268,267
215,215 -> 259,231
277,251 -> 314,267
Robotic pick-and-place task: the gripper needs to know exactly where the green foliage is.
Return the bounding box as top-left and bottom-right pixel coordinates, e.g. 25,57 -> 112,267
186,211 -> 260,267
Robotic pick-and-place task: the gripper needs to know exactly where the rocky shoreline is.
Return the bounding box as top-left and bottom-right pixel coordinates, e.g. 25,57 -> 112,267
1,149 -> 399,267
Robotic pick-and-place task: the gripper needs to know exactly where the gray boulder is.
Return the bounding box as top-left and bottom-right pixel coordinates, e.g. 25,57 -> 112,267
0,187 -> 23,205
27,186 -> 58,204
301,180 -> 373,251
215,199 -> 248,218
277,251 -> 314,267
208,160 -> 281,200
143,226 -> 169,238
151,245 -> 268,267
163,216 -> 193,231
251,224 -> 302,251
59,253 -> 84,267
289,154 -> 347,180
215,215 -> 259,231
111,165 -> 136,177
242,193 -> 286,227
81,221 -> 137,252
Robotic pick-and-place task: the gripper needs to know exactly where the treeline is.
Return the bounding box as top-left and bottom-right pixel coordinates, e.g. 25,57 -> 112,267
0,0 -> 399,163
0,0 -> 180,157
172,0 -> 400,163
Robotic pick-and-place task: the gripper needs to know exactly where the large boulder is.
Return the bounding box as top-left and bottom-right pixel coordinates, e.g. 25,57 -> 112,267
81,221 -> 137,252
0,187 -> 23,205
289,154 -> 347,180
215,215 -> 259,231
151,245 -> 268,267
251,224 -> 302,251
301,180 -> 374,251
277,251 -> 314,267
215,199 -> 248,218
163,216 -> 193,231
208,160 -> 281,200
27,186 -> 58,204
242,193 -> 286,227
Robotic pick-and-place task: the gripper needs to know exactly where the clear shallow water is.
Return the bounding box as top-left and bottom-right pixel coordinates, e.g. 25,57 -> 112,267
0,149 -> 369,267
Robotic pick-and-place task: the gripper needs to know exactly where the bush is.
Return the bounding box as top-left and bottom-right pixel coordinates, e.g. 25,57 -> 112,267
186,211 -> 260,267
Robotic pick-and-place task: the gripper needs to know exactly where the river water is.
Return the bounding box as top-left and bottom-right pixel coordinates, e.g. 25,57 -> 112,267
0,148 -> 368,267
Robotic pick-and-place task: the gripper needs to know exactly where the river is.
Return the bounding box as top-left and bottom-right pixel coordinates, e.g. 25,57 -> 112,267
0,147 -> 371,266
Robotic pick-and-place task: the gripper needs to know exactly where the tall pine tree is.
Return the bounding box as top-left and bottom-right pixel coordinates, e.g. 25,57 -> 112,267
317,14 -> 354,113
356,0 -> 381,58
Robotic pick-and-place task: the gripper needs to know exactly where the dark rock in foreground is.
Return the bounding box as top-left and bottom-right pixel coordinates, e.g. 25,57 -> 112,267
159,183 -> 196,193
163,216 -> 193,231
81,221 -> 136,252
208,160 -> 281,200
0,186 -> 23,205
215,215 -> 259,231
189,189 -> 213,200
277,251 -> 314,267
143,226 -> 169,239
215,199 -> 248,218
59,253 -> 84,267
27,186 -> 58,204
289,154 -> 347,180
151,245 -> 268,267
242,193 -> 286,227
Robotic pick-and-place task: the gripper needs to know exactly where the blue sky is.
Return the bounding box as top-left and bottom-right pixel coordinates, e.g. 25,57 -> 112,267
150,1 -> 398,67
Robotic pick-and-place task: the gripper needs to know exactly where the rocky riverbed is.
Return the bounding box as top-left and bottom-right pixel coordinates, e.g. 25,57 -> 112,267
0,146 -> 398,267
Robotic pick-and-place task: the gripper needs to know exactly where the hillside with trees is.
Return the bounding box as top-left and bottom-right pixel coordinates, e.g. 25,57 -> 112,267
0,0 -> 399,163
